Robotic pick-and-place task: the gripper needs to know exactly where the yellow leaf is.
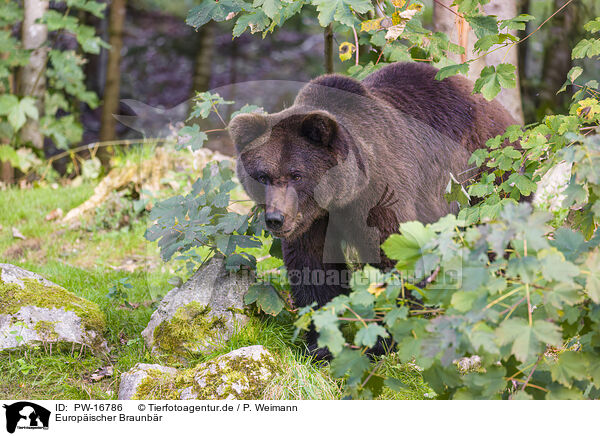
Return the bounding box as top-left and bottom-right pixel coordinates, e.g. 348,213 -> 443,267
339,42 -> 356,62
385,23 -> 408,41
576,97 -> 600,120
368,282 -> 387,297
361,17 -> 383,32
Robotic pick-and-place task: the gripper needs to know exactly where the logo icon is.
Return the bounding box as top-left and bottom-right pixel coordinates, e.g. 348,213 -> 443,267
2,402 -> 50,434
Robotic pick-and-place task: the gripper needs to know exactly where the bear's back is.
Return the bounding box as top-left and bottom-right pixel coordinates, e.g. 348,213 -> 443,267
362,62 -> 517,153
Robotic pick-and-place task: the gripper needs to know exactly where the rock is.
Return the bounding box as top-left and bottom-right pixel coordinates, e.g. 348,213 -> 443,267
0,264 -> 107,352
188,345 -> 279,400
118,363 -> 178,400
533,161 -> 572,211
454,355 -> 482,374
141,256 -> 253,358
124,346 -> 280,400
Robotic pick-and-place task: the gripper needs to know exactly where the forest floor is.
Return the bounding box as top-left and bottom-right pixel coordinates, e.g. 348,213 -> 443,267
0,150 -> 434,400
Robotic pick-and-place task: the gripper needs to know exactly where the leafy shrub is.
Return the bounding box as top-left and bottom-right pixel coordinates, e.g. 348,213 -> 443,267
145,1 -> 600,399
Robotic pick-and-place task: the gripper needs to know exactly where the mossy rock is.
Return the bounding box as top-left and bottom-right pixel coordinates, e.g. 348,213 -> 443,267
0,263 -> 107,352
142,256 -> 253,360
123,346 -> 281,400
118,363 -> 178,400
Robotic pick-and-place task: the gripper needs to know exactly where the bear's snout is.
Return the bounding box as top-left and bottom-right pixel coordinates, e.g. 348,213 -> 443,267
265,211 -> 285,231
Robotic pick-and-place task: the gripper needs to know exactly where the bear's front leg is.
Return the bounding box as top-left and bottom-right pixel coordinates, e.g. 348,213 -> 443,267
281,215 -> 350,359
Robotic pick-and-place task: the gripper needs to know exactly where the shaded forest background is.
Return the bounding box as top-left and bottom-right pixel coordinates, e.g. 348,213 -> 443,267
1,0 -> 599,186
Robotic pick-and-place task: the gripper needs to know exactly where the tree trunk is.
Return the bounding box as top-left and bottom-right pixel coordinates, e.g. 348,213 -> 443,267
17,0 -> 49,149
538,0 -> 577,115
1,9 -> 15,184
99,0 -> 126,166
191,21 -> 214,95
324,24 -> 333,73
433,0 -> 524,123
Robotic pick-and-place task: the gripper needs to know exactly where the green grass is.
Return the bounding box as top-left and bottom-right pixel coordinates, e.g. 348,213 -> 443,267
0,180 -> 430,401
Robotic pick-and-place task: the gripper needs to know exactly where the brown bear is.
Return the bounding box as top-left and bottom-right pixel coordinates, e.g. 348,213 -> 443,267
229,61 -> 517,356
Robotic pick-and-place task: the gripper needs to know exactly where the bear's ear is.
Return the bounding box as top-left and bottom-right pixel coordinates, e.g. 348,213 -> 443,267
300,112 -> 338,147
228,113 -> 268,153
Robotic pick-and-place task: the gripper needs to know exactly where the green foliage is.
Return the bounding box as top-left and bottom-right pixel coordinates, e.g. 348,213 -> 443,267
290,17 -> 600,399
145,159 -> 264,271
0,0 -> 106,176
473,64 -> 517,101
173,2 -> 600,400
107,278 -> 134,309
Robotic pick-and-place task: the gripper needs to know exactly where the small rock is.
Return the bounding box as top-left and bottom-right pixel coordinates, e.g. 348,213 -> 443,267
0,264 -> 107,352
11,227 -> 25,240
141,256 -> 253,359
118,363 -> 178,400
90,365 -> 114,382
454,355 -> 482,374
44,208 -> 63,221
122,346 -> 280,400
188,345 -> 279,400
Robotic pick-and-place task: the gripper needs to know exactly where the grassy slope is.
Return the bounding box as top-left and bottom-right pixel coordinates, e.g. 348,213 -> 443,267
0,182 -> 432,400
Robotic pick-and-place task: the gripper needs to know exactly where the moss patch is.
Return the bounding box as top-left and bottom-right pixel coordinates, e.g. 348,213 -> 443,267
0,276 -> 106,335
132,347 -> 281,400
34,321 -> 59,342
190,350 -> 280,400
152,302 -> 226,357
131,368 -> 184,400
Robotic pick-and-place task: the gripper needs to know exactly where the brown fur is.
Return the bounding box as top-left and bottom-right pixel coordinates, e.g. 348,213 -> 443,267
229,62 -> 517,353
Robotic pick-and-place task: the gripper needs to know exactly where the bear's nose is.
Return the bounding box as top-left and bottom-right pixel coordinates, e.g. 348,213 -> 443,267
265,211 -> 285,231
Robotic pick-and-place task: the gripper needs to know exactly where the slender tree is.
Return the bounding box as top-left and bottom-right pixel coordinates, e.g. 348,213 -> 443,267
99,0 -> 126,166
1,0 -> 15,184
191,21 -> 215,95
538,0 -> 578,115
324,24 -> 333,73
17,0 -> 49,150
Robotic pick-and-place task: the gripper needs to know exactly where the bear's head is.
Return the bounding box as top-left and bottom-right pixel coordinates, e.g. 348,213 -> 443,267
229,108 -> 367,240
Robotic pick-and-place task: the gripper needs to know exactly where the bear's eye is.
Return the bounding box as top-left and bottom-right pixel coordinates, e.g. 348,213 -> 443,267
257,174 -> 270,185
291,173 -> 302,182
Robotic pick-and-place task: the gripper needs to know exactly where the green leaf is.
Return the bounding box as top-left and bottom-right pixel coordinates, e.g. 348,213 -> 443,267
232,10 -> 270,37
330,348 -> 370,384
66,0 -> 107,18
384,307 -> 408,327
496,319 -> 562,362
177,125 -> 208,150
354,324 -> 389,348
384,377 -> 409,392
382,221 -> 435,270
312,0 -> 373,27
186,0 -> 245,28
467,14 -> 498,38
584,18 -> 600,33
500,14 -> 534,31
253,0 -> 282,18
450,290 -> 479,312
76,24 -> 110,54
244,282 -> 285,315
584,251 -> 600,303
473,64 -> 516,101
513,174 -> 537,196
572,38 -> 600,59
550,351 -> 588,387
454,0 -> 489,15
0,145 -> 19,166
435,63 -> 469,81
0,94 -> 18,116
445,172 -> 471,207
539,251 -> 579,284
